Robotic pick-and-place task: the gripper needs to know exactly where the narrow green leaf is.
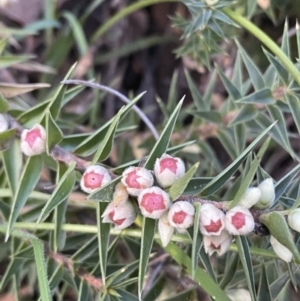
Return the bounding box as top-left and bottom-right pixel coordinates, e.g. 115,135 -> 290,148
0,38 -> 7,55
234,123 -> 246,155
138,217 -> 156,300
45,110 -> 63,154
107,260 -> 139,286
0,128 -> 16,150
236,88 -> 275,104
183,177 -> 212,195
191,110 -> 222,123
235,236 -> 257,301
270,272 -> 290,301
0,55 -> 35,69
219,253 -> 239,289
0,258 -> 23,290
144,97 -> 184,169
191,203 -> 201,279
167,69 -> 179,112
97,202 -> 110,285
286,93 -> 300,135
6,156 -> 43,240
0,82 -> 50,98
169,162 -> 199,200
281,19 -> 291,58
201,122 -> 275,196
185,70 -> 207,110
2,140 -> 22,195
236,40 -> 265,90
217,129 -> 237,160
0,93 -> 9,112
88,176 -> 121,201
71,236 -> 98,262
229,104 -> 257,126
230,137 -> 270,208
36,162 -> 76,224
163,242 -> 231,301
92,107 -> 123,163
257,264 -> 272,301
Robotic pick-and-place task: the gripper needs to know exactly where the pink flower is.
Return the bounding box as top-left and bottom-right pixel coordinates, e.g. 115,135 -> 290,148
121,166 -> 154,196
225,206 -> 255,235
203,230 -> 232,256
158,212 -> 174,247
168,201 -> 195,229
199,204 -> 225,236
80,165 -> 111,194
102,200 -> 137,230
20,124 -> 46,156
138,186 -> 170,219
154,153 -> 185,188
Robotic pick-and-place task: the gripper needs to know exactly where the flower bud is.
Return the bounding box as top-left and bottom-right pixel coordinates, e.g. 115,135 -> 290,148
203,230 -> 232,256
80,165 -> 111,194
288,209 -> 300,232
154,153 -> 185,188
121,166 -> 154,196
199,204 -> 225,236
270,235 -> 293,262
112,182 -> 129,205
227,289 -> 251,301
225,206 -> 254,235
238,187 -> 261,209
20,124 -> 46,156
102,200 -> 137,229
138,186 -> 170,219
255,178 -> 275,209
168,201 -> 194,229
0,114 -> 9,132
158,212 -> 174,247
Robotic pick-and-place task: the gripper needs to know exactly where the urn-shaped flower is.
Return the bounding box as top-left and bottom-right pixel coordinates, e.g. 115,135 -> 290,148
80,165 -> 111,194
225,206 -> 254,235
270,235 -> 293,262
288,208 -> 300,233
199,204 -> 225,236
203,230 -> 232,256
121,166 -> 154,196
158,212 -> 174,247
168,201 -> 194,229
138,186 -> 170,219
238,187 -> 261,209
154,154 -> 185,188
255,178 -> 275,209
20,124 -> 46,156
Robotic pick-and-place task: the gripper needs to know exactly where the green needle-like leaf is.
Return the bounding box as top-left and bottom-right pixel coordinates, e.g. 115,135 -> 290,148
45,110 -> 63,154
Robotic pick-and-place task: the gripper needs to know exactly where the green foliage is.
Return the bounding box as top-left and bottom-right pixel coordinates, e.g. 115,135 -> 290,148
1,0 -> 300,300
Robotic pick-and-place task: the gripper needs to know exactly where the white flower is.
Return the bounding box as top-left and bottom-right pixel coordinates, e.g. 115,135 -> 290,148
203,230 -> 232,256
121,166 -> 154,196
168,201 -> 194,229
102,200 -> 137,230
138,186 -> 170,219
154,153 -> 185,188
199,204 -> 225,236
238,187 -> 261,209
158,212 -> 174,247
227,289 -> 251,301
20,124 -> 46,156
80,165 -> 111,194
288,209 -> 300,233
225,206 -> 254,235
0,114 -> 9,132
255,178 -> 275,209
270,236 -> 293,263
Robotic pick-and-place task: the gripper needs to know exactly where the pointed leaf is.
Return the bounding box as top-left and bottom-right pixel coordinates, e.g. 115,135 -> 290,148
191,110 -> 222,123
0,93 -> 9,112
138,217 -> 156,300
0,128 -> 16,150
183,177 -> 212,195
229,104 -> 257,126
235,88 -> 275,104
92,107 -> 122,163
6,156 -> 43,239
201,122 -> 275,196
36,162 -> 76,224
88,176 -> 121,201
235,236 -> 257,301
219,253 -> 239,289
169,162 -> 199,200
286,93 -> 300,135
0,82 -> 50,98
144,97 -> 184,169
45,110 -> 63,153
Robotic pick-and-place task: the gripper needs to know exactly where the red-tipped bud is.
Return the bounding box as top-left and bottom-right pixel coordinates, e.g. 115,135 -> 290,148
121,166 -> 154,196
225,206 -> 254,235
0,114 -> 9,132
203,230 -> 232,256
138,186 -> 170,219
270,236 -> 293,262
158,212 -> 174,247
102,200 -> 137,229
80,165 -> 111,194
20,124 -> 46,156
154,153 -> 185,188
168,201 -> 195,229
199,204 -> 225,236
